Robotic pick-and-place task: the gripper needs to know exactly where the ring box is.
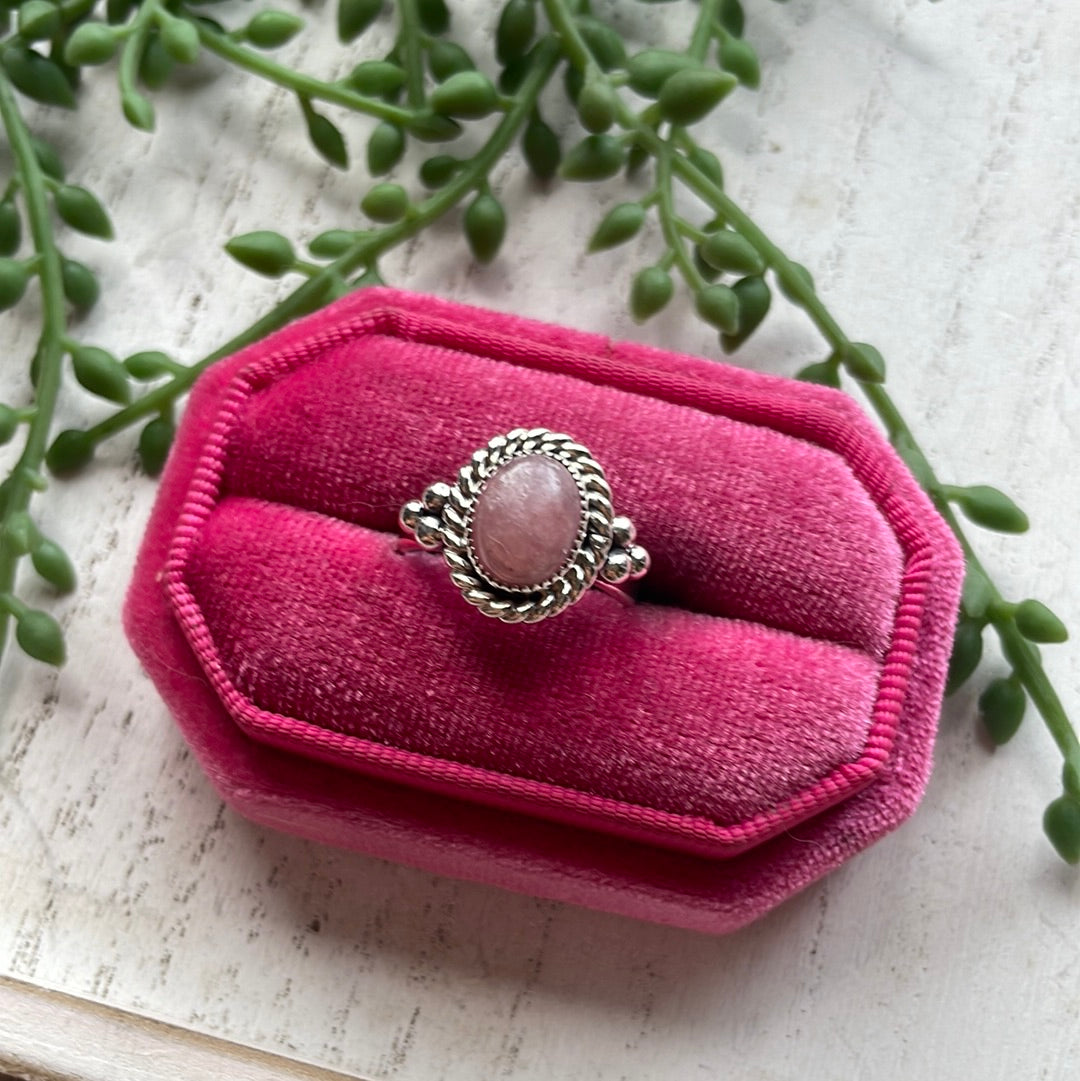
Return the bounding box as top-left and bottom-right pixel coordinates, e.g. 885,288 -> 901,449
125,288 -> 963,933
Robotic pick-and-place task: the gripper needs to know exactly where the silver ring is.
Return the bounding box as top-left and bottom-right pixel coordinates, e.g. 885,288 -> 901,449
398,428 -> 650,623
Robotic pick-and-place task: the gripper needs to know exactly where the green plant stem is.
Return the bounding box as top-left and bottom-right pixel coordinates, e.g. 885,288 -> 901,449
0,75 -> 69,656
86,259 -> 373,444
84,35 -> 564,445
687,0 -> 720,63
541,0 -> 1080,792
549,3 -> 590,70
117,0 -> 155,110
655,147 -> 704,290
1000,622 -> 1080,769
188,13 -> 419,127
0,592 -> 29,619
396,0 -> 427,110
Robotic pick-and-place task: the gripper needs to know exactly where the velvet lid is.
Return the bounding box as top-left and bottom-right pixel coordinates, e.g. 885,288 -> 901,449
126,288 -> 964,933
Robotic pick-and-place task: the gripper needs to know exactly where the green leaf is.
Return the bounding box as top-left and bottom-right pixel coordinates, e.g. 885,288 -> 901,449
951,485 -> 1029,534
15,607 -> 65,666
308,229 -> 357,258
775,261 -> 815,300
498,55 -> 529,95
346,60 -> 405,96
978,675 -> 1026,745
961,565 -> 994,621
695,284 -> 740,334
106,0 -> 135,25
1014,599 -> 1068,644
0,258 -> 29,311
687,146 -> 723,189
0,403 -> 18,445
138,32 -> 173,91
405,112 -> 461,142
46,429 -> 94,474
720,276 -> 771,352
625,50 -> 697,98
945,618 -> 984,696
54,185 -> 113,240
626,142 -> 650,178
3,511 -> 34,554
124,350 -> 176,380
0,201 -> 21,256
577,79 -> 618,134
303,104 -> 349,169
30,137 -> 65,181
719,33 -> 760,89
17,1 -> 60,43
698,230 -> 765,275
496,0 -> 536,66
428,40 -> 474,81
2,45 -> 76,109
429,71 -> 497,119
1043,795 -> 1080,864
795,360 -> 841,388
658,69 -> 737,125
418,154 -> 459,189
588,203 -> 645,253
122,89 -> 156,131
160,14 -> 200,64
416,0 -> 450,35
137,416 -> 174,476
367,121 -> 405,175
31,538 -> 76,593
522,115 -> 560,180
560,134 -> 625,181
63,22 -> 119,66
692,247 -> 720,283
629,266 -> 673,322
563,63 -> 584,105
337,0 -> 382,43
463,192 -> 506,264
575,16 -> 626,72
71,345 -> 131,404
60,258 -> 99,309
840,341 -> 886,383
360,182 -> 409,223
719,0 -> 745,37
245,10 -> 305,49
225,230 -> 296,277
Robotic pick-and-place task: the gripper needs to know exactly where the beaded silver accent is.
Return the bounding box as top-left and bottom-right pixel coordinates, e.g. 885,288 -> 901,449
399,428 -> 649,623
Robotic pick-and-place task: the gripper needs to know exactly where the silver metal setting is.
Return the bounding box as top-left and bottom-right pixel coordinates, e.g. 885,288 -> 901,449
398,428 -> 650,623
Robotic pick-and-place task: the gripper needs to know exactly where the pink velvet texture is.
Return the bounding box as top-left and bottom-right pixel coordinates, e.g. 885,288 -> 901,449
125,288 -> 964,934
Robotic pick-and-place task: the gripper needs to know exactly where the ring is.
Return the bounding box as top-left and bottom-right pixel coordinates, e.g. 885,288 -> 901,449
398,428 -> 649,623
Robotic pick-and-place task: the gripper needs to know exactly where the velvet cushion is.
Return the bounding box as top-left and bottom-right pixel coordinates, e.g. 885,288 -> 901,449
126,288 -> 963,931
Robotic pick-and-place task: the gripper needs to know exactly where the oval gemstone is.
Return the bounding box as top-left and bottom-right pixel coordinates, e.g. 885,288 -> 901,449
471,455 -> 582,589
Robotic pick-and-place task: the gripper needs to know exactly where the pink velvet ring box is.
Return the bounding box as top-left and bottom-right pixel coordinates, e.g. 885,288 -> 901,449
125,287 -> 964,934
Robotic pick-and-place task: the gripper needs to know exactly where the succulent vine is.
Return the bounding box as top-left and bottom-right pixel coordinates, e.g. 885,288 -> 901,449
0,0 -> 1076,862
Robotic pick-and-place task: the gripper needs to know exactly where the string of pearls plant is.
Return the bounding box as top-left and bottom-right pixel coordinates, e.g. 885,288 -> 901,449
1,0 -> 1077,862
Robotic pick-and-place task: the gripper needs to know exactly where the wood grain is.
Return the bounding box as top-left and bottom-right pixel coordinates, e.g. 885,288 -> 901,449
0,976 -> 369,1080
2,2 -> 1078,1079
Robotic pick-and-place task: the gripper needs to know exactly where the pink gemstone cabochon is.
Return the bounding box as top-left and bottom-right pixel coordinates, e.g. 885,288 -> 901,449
470,455 -> 583,589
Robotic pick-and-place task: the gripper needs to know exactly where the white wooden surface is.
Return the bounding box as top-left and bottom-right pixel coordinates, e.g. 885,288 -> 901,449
0,976 -> 361,1081
2,2 -> 1078,1079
